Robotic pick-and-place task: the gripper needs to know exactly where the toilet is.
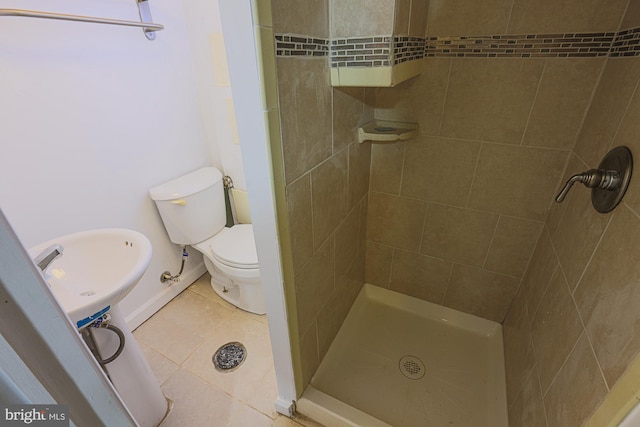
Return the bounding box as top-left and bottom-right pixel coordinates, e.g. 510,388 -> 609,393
149,167 -> 265,315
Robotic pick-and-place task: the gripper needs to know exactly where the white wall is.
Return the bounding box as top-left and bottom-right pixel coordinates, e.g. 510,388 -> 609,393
0,0 -> 239,326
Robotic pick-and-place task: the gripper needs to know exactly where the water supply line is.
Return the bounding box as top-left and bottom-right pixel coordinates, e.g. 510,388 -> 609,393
160,246 -> 188,283
80,314 -> 126,380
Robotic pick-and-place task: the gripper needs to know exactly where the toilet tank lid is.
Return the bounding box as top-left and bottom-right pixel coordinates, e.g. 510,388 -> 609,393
149,167 -> 223,201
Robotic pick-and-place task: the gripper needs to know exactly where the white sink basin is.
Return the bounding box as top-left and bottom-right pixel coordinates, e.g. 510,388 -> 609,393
28,228 -> 152,328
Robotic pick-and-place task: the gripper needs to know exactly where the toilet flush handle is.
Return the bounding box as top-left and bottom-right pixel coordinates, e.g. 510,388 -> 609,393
171,199 -> 187,206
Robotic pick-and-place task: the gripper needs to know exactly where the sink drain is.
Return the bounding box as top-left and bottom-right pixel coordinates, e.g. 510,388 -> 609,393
212,342 -> 246,372
399,355 -> 425,380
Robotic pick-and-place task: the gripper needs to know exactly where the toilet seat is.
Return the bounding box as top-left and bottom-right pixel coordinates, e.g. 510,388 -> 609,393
194,224 -> 259,270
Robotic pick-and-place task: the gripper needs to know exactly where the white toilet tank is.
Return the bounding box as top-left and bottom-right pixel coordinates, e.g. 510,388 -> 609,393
149,167 -> 226,245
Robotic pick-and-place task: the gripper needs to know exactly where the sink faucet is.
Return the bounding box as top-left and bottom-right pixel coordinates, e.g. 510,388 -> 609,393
33,244 -> 64,272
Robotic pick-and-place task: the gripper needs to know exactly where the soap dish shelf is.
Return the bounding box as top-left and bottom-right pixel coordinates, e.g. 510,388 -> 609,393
358,120 -> 418,143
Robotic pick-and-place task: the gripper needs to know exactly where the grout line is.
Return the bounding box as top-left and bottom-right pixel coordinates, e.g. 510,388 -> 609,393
481,215 -> 502,269
571,211 -> 615,296
504,0 -> 517,34
417,202 -> 430,254
436,58 -> 453,137
519,59 -> 548,146
386,248 -> 396,289
567,58 -> 608,155
541,330 -> 585,398
396,140 -> 408,196
464,142 -> 484,209
571,284 -> 611,392
605,66 -> 640,155
440,262 -> 455,305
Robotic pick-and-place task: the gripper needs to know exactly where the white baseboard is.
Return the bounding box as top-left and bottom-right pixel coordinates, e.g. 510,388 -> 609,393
275,398 -> 295,417
126,263 -> 207,330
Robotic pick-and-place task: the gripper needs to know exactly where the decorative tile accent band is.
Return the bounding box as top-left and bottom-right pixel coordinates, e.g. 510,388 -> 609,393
393,36 -> 426,65
274,26 -> 640,61
275,34 -> 329,57
426,32 -> 615,58
611,27 -> 640,57
331,36 -> 392,68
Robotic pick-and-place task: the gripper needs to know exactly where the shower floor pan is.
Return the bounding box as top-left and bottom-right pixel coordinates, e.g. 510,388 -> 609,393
297,284 -> 508,427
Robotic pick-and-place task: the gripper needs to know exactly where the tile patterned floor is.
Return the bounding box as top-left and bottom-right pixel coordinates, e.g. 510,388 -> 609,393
133,273 -> 307,427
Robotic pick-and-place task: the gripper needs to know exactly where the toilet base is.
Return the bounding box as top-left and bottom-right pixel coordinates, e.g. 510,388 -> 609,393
204,259 -> 266,315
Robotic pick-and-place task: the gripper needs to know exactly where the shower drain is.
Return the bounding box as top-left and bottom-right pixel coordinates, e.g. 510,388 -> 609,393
399,355 -> 425,380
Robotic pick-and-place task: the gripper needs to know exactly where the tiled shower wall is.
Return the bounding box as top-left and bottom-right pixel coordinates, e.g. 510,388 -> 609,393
503,4 -> 640,427
269,2 -> 640,424
271,0 -> 374,389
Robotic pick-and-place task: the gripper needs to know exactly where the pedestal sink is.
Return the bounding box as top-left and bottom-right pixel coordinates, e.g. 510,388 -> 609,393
28,228 -> 152,329
28,228 -> 168,427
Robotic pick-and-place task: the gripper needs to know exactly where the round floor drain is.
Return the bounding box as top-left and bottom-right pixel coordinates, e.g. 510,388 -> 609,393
212,342 -> 246,372
399,355 -> 425,380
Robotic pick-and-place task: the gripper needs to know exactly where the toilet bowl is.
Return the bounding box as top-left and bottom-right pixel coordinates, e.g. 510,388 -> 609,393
149,167 -> 266,314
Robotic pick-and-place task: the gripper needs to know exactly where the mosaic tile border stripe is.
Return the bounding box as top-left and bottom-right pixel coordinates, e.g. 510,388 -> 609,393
275,26 -> 640,61
275,34 -> 329,57
426,32 -> 615,58
331,36 -> 392,67
611,27 -> 640,57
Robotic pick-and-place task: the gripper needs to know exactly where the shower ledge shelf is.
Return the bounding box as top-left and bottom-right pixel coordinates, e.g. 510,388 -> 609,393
358,120 -> 418,143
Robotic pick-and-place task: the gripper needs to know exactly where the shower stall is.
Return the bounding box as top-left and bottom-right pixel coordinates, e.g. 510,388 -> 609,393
226,0 -> 640,425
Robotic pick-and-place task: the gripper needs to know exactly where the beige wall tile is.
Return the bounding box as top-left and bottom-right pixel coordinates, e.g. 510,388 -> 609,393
485,217 -> 543,278
333,87 -> 366,153
365,241 -> 393,287
522,227 -> 558,319
421,203 -> 499,267
294,238 -> 335,334
523,58 -> 605,150
409,0 -> 428,37
531,268 -> 583,394
544,334 -> 608,427
331,0 -> 395,37
468,144 -> 568,220
369,141 -> 405,195
503,287 -> 537,408
508,0 -> 628,34
622,0 -> 640,29
441,59 -> 545,145
444,264 -> 520,322
401,136 -> 481,207
394,0 -> 411,35
335,205 -> 360,278
551,174 -> 612,291
272,0 -> 328,36
508,368 -> 547,427
299,323 -> 320,387
375,58 -> 452,137
317,290 -> 351,360
389,249 -> 452,304
427,0 -> 513,36
277,58 -> 332,184
311,150 -> 349,248
367,191 -> 427,251
286,174 -> 314,273
575,57 -> 640,168
575,205 -> 640,387
611,83 -> 640,216
348,141 -> 371,209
